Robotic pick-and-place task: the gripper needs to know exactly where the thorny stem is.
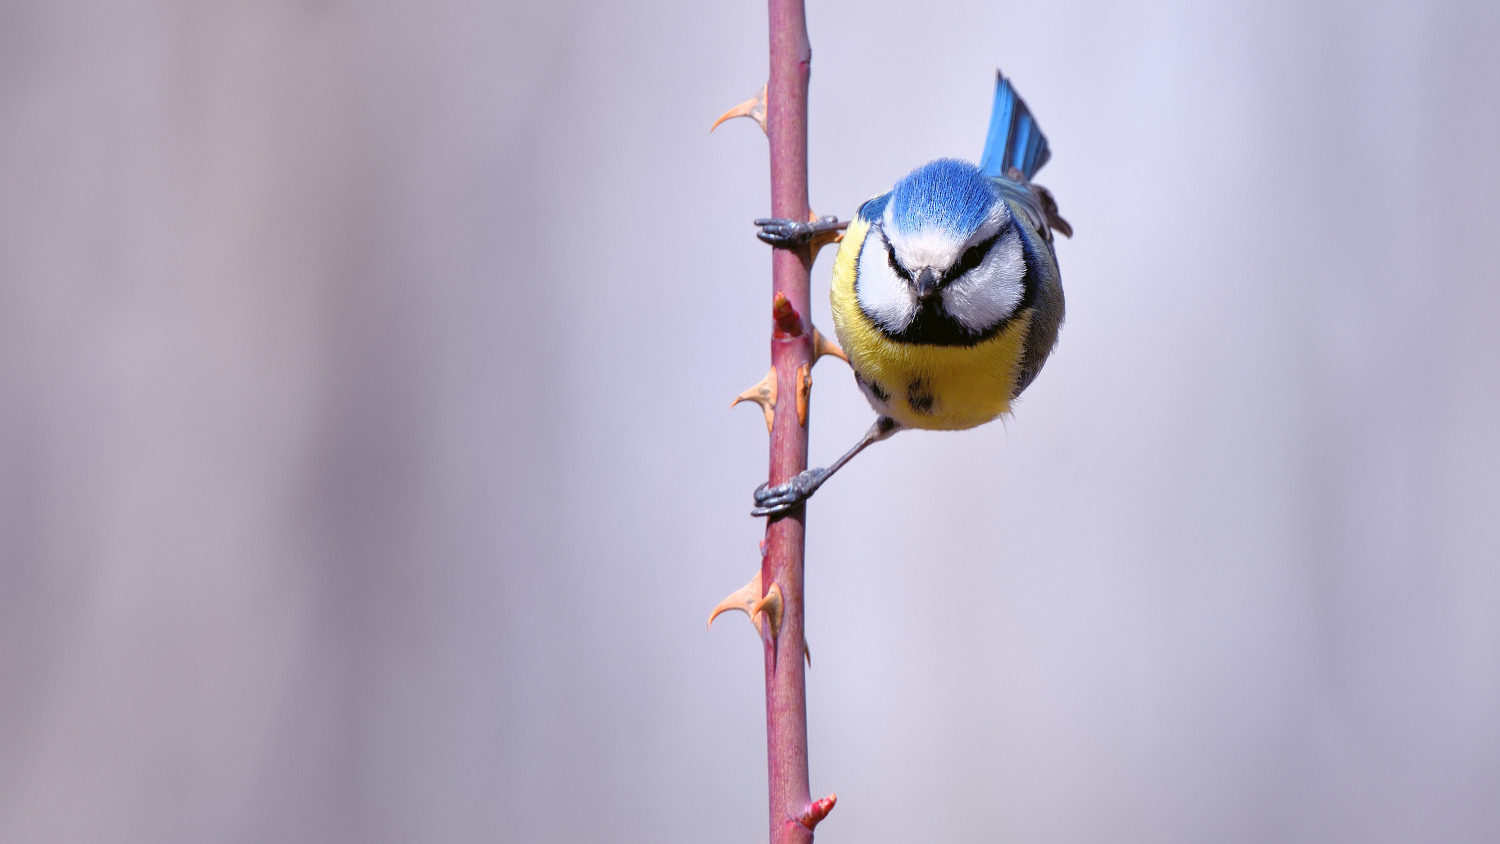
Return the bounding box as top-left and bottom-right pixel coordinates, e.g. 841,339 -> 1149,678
762,0 -> 816,842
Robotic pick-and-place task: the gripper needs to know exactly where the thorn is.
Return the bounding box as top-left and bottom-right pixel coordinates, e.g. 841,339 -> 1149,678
707,572 -> 782,645
707,570 -> 765,633
795,363 -> 812,427
772,292 -> 804,338
709,552 -> 811,666
796,793 -> 838,830
730,367 -> 777,433
763,543 -> 804,664
811,327 -> 849,365
710,84 -> 767,134
751,582 -> 784,641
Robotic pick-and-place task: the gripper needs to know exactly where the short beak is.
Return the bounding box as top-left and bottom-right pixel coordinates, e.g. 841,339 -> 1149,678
914,267 -> 940,301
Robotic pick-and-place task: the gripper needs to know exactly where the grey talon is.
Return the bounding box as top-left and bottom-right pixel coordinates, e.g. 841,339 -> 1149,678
749,468 -> 829,516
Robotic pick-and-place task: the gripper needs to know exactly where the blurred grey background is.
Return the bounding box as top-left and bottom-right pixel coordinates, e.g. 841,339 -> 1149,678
2,0 -> 1498,842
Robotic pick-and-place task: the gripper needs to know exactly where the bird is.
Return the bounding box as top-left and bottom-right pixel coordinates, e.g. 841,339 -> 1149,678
751,70 -> 1071,516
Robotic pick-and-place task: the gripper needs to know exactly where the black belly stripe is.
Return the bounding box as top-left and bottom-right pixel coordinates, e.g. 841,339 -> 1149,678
856,372 -> 891,404
907,378 -> 935,414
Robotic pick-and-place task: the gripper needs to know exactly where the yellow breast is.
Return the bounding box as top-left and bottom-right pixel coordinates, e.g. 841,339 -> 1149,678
829,214 -> 1033,431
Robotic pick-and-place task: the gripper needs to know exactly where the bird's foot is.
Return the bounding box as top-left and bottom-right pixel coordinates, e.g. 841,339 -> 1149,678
751,467 -> 828,516
754,216 -> 842,248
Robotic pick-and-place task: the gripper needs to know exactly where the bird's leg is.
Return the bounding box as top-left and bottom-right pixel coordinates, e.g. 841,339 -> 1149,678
751,416 -> 901,517
754,215 -> 846,248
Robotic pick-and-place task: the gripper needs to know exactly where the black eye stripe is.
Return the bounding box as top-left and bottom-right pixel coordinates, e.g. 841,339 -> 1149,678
882,230 -> 912,281
944,225 -> 1006,283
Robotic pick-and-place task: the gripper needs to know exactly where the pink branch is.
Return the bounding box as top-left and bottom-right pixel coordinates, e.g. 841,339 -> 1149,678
761,0 -> 818,842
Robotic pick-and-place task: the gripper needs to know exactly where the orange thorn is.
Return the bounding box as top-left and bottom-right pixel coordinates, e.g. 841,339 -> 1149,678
731,367 -> 777,433
797,793 -> 838,830
811,326 -> 848,365
751,582 -> 784,641
710,84 -> 768,134
707,572 -> 788,648
708,570 -> 765,633
795,363 -> 812,427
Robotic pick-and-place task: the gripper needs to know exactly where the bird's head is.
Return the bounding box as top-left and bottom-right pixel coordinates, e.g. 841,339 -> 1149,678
856,159 -> 1028,341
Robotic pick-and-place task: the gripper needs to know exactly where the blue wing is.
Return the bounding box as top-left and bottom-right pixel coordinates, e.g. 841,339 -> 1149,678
978,70 -> 1051,181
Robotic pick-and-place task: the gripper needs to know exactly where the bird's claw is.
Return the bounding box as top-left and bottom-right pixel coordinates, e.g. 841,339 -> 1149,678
754,216 -> 839,248
751,468 -> 828,516
754,217 -> 814,247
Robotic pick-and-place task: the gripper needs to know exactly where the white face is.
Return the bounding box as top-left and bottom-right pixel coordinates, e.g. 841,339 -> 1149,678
856,204 -> 1027,334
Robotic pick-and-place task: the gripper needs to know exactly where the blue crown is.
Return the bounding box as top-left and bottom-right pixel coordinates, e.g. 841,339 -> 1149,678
887,158 -> 999,239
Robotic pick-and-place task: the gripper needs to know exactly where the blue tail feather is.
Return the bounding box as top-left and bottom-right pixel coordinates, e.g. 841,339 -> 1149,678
978,70 -> 1051,181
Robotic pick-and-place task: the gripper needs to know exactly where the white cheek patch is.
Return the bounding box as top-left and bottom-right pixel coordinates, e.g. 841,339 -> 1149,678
855,230 -> 916,331
942,226 -> 1026,333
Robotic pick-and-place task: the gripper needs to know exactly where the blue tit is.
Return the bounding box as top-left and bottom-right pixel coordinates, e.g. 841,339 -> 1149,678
752,71 -> 1070,516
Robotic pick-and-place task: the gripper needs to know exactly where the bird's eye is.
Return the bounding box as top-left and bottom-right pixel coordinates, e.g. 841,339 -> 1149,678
945,227 -> 1004,282
884,235 -> 912,281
